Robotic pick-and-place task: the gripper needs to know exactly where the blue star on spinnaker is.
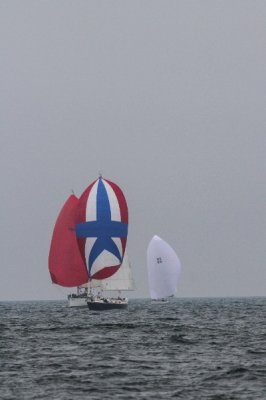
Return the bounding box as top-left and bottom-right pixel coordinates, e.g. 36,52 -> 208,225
75,177 -> 128,274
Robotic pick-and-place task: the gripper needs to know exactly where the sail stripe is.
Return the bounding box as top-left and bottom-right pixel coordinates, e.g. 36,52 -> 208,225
76,221 -> 128,238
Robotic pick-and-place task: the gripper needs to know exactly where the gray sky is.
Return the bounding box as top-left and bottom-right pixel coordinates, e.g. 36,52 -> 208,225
1,1 -> 265,301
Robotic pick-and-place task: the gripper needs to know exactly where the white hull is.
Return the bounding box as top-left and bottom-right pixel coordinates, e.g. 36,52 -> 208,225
67,296 -> 88,308
151,298 -> 169,304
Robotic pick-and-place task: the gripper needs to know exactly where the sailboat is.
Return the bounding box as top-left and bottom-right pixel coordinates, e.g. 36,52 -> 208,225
48,194 -> 89,307
48,176 -> 133,309
147,235 -> 181,303
75,176 -> 132,310
87,252 -> 134,310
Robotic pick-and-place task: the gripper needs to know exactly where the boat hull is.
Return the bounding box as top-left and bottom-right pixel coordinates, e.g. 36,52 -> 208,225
87,298 -> 128,310
151,299 -> 169,304
68,296 -> 88,308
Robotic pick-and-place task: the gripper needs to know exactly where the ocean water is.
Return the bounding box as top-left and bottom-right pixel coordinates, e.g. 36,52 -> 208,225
0,298 -> 265,400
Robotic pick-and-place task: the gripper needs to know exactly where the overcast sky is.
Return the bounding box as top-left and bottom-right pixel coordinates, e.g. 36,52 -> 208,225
1,1 -> 265,301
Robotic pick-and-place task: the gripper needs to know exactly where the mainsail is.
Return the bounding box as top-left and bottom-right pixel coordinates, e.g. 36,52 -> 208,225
100,253 -> 134,291
147,235 -> 181,299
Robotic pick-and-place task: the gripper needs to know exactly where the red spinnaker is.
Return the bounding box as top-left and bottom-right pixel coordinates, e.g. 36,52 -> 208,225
48,195 -> 88,287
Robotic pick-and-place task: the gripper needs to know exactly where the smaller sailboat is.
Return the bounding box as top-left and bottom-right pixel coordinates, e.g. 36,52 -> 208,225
67,285 -> 88,307
48,194 -> 89,307
147,235 -> 181,303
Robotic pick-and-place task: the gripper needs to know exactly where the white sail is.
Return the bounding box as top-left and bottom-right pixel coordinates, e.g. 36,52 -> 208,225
99,253 -> 134,291
147,235 -> 181,299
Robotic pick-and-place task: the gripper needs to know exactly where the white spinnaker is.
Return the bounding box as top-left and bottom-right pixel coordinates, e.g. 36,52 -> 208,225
100,253 -> 134,291
147,235 -> 181,299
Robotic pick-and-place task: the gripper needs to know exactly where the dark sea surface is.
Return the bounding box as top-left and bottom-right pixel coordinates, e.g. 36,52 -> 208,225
0,297 -> 265,400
